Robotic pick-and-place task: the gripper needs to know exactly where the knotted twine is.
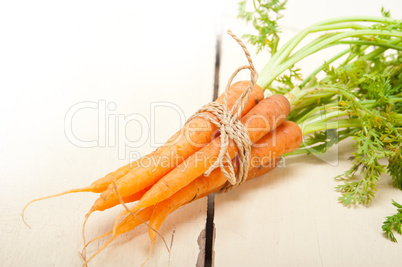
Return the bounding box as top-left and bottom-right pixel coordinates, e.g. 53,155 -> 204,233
187,30 -> 258,192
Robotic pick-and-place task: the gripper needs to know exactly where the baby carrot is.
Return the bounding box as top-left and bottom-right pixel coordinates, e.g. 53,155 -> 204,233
96,186 -> 152,212
23,81 -> 264,226
148,120 -> 302,247
91,81 -> 264,212
125,121 -> 301,240
84,120 -> 302,264
131,94 -> 291,213
85,160 -> 278,266
148,157 -> 281,243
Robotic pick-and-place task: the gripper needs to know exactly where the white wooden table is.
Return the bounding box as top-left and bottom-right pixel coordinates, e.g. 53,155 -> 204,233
1,1 -> 401,266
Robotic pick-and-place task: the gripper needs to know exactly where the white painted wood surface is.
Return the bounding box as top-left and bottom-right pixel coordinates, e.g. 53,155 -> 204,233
214,1 -> 402,267
0,1 -> 218,266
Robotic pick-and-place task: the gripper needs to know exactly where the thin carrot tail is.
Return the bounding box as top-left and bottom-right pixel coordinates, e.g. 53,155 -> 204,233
112,210 -> 129,236
141,239 -> 156,267
81,208 -> 95,264
83,210 -> 154,267
81,231 -> 112,267
83,211 -> 130,266
82,230 -> 112,253
147,225 -> 170,254
80,212 -> 127,266
22,187 -> 93,228
113,206 -> 169,253
83,234 -> 117,267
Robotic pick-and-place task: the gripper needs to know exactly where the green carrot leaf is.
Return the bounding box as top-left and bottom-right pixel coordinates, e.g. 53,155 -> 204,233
383,200 -> 402,242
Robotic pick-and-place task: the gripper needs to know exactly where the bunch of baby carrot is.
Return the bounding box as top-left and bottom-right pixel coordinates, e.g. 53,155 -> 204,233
23,80 -> 303,265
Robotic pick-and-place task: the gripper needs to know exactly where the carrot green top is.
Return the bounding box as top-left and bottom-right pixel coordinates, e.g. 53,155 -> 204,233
238,0 -> 402,241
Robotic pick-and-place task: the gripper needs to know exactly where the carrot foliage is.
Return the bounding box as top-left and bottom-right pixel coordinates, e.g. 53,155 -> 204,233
238,0 -> 402,241
383,200 -> 402,242
238,0 -> 286,55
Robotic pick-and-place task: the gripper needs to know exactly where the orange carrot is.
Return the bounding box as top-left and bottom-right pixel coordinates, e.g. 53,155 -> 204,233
130,94 -> 291,213
82,118 -> 297,257
82,184 -> 149,243
84,121 -> 302,264
121,121 -> 301,241
119,120 -> 301,213
88,161 -> 140,192
148,157 -> 281,243
147,121 -> 302,249
23,81 -> 263,224
246,120 -> 303,170
91,81 -> 264,212
147,120 -> 302,238
85,160 -> 278,265
96,186 -> 152,212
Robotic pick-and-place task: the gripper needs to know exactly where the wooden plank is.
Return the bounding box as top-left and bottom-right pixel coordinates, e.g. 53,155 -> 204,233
0,1 -> 219,266
213,1 -> 402,266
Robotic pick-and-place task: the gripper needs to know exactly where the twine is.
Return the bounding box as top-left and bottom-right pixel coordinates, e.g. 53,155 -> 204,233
188,30 -> 258,192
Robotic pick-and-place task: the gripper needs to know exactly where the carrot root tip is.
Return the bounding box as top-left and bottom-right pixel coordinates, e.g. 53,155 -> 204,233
141,240 -> 156,267
21,213 -> 32,229
82,209 -> 95,264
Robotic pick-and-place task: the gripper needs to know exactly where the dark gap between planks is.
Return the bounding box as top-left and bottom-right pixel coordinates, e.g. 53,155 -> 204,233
205,32 -> 222,267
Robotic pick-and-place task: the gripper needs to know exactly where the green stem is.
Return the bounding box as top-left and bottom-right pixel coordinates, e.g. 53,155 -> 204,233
290,86 -> 374,115
290,96 -> 334,111
310,16 -> 396,26
336,40 -> 402,51
300,48 -> 350,88
302,110 -> 349,126
302,119 -> 362,135
265,16 -> 395,73
299,38 -> 401,89
258,30 -> 402,89
297,100 -> 377,124
267,24 -> 363,73
394,114 -> 402,120
363,38 -> 401,60
272,23 -> 368,66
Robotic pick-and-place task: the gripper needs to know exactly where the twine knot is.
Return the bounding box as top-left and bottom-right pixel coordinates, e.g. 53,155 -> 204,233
188,30 -> 258,192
